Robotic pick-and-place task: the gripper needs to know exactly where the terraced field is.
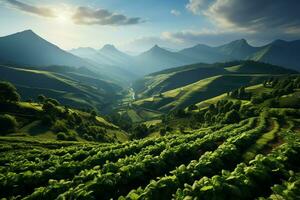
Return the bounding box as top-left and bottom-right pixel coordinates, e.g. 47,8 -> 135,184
1,110 -> 299,200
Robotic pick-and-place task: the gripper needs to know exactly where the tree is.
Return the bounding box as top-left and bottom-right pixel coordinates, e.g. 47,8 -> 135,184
90,110 -> 97,119
224,110 -> 240,124
0,81 -> 20,102
0,114 -> 18,135
131,124 -> 148,139
37,94 -> 46,103
46,98 -> 60,106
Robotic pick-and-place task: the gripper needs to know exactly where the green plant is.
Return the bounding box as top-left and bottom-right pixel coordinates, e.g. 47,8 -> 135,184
0,114 -> 18,135
0,81 -> 20,102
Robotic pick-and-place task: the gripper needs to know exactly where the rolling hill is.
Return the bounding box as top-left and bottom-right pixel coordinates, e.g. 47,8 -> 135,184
0,64 -> 122,112
133,61 -> 297,99
133,74 -> 271,111
132,61 -> 297,111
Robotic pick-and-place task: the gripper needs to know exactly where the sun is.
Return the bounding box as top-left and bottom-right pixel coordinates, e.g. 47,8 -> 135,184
57,12 -> 69,23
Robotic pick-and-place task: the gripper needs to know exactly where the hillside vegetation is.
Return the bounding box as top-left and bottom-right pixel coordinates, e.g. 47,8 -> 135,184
0,64 -> 123,112
132,61 -> 296,112
0,75 -> 300,200
0,82 -> 128,143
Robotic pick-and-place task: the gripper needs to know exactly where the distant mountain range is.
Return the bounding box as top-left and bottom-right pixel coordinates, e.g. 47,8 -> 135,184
0,30 -> 137,85
71,38 -> 300,75
0,30 -> 299,80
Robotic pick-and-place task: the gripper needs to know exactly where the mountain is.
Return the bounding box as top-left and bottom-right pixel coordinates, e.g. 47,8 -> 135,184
71,39 -> 300,76
216,39 -> 260,59
133,61 -> 297,111
70,45 -> 139,79
249,39 -> 300,71
0,30 -> 139,85
178,44 -> 230,63
178,39 -> 300,71
70,45 -> 134,69
134,45 -> 198,74
0,30 -> 90,68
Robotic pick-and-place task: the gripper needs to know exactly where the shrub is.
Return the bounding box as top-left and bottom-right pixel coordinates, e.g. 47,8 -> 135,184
52,120 -> 68,133
0,81 -> 20,102
224,110 -> 240,124
56,131 -> 77,141
46,98 -> 60,106
56,132 -> 67,140
37,94 -> 46,103
0,114 -> 18,135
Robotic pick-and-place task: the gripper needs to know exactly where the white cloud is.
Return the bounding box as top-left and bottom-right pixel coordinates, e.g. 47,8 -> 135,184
186,0 -> 210,15
170,9 -> 181,16
72,6 -> 143,26
4,0 -> 56,18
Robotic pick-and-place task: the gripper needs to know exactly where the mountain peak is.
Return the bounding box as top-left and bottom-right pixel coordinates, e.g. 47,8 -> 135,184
232,38 -> 248,45
101,44 -> 118,51
16,29 -> 38,37
150,44 -> 164,51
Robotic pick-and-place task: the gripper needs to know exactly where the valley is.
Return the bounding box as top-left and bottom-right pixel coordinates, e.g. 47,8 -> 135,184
0,27 -> 300,200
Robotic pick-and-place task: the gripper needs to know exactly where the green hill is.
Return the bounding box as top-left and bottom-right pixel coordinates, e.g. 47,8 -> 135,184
0,75 -> 300,200
0,65 -> 122,112
133,61 -> 296,102
134,74 -> 278,111
0,82 -> 128,143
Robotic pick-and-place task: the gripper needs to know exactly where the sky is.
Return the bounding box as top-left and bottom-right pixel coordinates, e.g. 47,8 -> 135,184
0,0 -> 300,53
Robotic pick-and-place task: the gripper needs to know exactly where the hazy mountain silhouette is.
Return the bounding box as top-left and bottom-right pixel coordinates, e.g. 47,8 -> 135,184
0,30 -> 90,68
134,45 -> 197,74
249,39 -> 300,71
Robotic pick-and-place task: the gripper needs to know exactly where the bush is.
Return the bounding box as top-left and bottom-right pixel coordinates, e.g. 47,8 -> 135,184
224,110 -> 240,124
56,132 -> 67,140
0,114 -> 18,135
46,98 -> 60,106
0,81 -> 20,102
56,131 -> 77,141
52,120 -> 68,133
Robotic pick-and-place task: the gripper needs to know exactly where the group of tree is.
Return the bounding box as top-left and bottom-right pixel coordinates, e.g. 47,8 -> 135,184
0,81 -> 20,103
252,76 -> 300,104
229,86 -> 252,100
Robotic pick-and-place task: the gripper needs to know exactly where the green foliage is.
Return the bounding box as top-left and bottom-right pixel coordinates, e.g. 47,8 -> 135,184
0,81 -> 20,102
37,94 -> 46,103
224,110 -> 240,124
131,124 -> 149,139
46,98 -> 60,106
0,114 -> 18,135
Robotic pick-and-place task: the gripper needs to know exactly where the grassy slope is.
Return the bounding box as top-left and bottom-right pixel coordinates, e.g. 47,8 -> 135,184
0,101 -> 128,143
133,61 -> 296,99
0,65 -> 121,112
134,74 -> 272,111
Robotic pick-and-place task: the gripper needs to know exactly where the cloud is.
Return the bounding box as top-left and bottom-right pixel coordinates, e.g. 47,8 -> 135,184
186,0 -> 210,15
72,6 -> 143,26
170,9 -> 181,16
161,29 -> 248,46
4,0 -> 56,18
187,0 -> 300,34
207,0 -> 300,32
